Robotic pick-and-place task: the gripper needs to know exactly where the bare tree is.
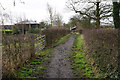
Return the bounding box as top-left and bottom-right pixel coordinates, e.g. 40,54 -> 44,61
53,12 -> 63,27
13,0 -> 25,6
0,3 -> 5,25
0,3 -> 5,10
0,0 -> 25,25
66,0 -> 113,28
47,3 -> 54,27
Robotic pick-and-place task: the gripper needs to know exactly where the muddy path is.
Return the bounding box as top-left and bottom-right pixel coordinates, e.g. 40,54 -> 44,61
46,34 -> 76,78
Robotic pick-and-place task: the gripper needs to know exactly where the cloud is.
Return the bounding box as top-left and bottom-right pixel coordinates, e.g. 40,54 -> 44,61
0,0 -> 74,25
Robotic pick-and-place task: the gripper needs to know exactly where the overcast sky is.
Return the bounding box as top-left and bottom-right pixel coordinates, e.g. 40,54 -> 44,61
0,0 -> 76,25
0,0 -> 119,25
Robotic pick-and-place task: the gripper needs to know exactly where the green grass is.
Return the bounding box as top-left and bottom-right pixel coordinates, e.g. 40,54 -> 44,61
72,51 -> 94,78
55,34 -> 71,46
17,48 -> 54,78
71,35 -> 97,78
73,35 -> 84,51
39,49 -> 54,54
71,35 -> 105,78
37,66 -> 45,70
30,62 -> 41,65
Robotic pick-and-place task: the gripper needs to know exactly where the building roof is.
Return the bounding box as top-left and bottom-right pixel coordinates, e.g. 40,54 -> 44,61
15,20 -> 39,25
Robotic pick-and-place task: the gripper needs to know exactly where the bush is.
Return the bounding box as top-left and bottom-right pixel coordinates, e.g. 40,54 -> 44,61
1,29 -> 13,34
83,29 -> 119,78
13,26 -> 21,34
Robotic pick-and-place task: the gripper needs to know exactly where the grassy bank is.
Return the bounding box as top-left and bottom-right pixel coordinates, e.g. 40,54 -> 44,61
71,34 -> 104,78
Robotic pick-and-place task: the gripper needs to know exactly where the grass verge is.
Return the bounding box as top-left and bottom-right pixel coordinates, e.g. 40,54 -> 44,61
55,33 -> 71,46
71,34 -> 104,78
16,49 -> 54,78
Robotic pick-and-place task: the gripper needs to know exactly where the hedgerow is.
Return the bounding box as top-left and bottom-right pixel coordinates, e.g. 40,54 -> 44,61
41,27 -> 70,47
2,34 -> 36,78
83,29 -> 119,78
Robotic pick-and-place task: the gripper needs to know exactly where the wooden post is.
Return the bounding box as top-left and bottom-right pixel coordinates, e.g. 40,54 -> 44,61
12,25 -> 14,34
29,24 -> 31,29
22,24 -> 24,35
3,26 -> 5,34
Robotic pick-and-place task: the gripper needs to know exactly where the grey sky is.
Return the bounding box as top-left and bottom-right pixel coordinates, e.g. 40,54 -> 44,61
0,0 -> 76,25
0,0 -> 119,25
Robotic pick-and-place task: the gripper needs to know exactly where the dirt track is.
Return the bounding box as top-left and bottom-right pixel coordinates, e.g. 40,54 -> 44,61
46,34 -> 76,78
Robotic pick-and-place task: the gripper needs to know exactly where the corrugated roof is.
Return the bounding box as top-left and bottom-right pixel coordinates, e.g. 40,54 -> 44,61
16,20 -> 39,24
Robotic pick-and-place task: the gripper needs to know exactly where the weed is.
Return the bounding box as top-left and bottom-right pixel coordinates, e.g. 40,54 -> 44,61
27,69 -> 35,75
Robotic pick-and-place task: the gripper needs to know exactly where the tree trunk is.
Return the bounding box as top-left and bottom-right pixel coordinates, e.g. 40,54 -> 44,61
88,17 -> 91,28
96,2 -> 100,28
113,2 -> 120,29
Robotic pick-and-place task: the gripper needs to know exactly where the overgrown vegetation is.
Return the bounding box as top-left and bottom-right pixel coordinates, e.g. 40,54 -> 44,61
71,34 -> 104,78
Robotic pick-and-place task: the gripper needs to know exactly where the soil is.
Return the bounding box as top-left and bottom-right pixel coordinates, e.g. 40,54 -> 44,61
46,34 -> 76,78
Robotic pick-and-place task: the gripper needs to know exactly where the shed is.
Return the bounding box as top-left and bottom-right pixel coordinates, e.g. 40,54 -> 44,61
15,20 -> 40,34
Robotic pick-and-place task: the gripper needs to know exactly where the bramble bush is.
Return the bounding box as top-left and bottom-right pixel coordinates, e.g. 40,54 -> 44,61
41,27 -> 70,47
83,29 -> 119,78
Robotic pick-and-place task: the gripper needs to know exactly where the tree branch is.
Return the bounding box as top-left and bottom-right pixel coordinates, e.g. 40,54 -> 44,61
0,3 -> 5,10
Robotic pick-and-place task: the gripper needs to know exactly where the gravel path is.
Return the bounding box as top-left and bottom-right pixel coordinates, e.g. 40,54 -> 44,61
46,34 -> 76,78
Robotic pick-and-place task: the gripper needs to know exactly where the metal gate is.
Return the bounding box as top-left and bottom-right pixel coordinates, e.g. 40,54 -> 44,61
35,35 -> 46,53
